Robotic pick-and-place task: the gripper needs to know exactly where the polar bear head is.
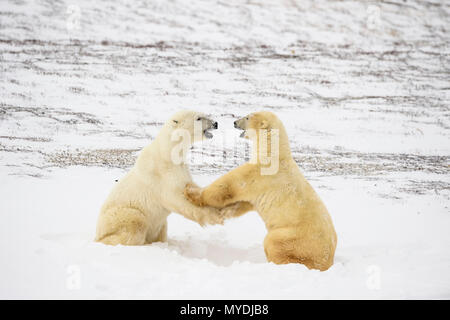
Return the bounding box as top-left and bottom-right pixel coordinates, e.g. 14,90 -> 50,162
168,110 -> 218,143
233,111 -> 281,139
234,111 -> 289,173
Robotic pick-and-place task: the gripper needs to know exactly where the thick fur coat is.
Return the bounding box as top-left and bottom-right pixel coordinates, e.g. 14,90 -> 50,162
185,111 -> 337,271
96,110 -> 248,245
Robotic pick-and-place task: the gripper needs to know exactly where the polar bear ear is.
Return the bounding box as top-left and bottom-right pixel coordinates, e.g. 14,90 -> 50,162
260,120 -> 269,129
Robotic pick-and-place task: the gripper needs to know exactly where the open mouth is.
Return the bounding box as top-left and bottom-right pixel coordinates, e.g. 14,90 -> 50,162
237,128 -> 246,138
203,129 -> 213,139
233,119 -> 246,138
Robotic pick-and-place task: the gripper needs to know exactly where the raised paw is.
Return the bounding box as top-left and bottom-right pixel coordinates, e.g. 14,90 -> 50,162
219,201 -> 253,219
201,209 -> 225,226
192,206 -> 225,227
184,183 -> 205,207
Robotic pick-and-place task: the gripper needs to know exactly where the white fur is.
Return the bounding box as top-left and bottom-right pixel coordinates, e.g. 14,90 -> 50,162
95,110 -> 226,245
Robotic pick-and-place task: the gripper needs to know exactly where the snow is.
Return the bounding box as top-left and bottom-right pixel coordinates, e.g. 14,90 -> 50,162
0,0 -> 449,299
1,168 -> 448,299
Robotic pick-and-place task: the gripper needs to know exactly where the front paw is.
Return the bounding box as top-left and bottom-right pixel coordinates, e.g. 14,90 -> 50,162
184,183 -> 205,206
202,210 -> 225,226
220,202 -> 243,219
192,207 -> 225,227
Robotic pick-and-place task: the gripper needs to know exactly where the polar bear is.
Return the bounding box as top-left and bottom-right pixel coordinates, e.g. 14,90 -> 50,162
95,110 -> 250,245
185,111 -> 337,271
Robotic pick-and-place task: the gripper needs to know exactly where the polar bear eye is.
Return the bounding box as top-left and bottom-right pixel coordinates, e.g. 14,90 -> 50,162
196,117 -> 201,121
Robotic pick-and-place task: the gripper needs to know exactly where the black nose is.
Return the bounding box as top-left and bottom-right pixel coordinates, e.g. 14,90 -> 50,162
234,120 -> 238,128
213,121 -> 218,129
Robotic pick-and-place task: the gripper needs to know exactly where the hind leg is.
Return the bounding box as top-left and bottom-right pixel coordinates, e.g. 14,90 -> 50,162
157,222 -> 168,242
264,230 -> 301,265
264,228 -> 316,268
146,221 -> 167,244
95,207 -> 148,246
264,229 -> 333,271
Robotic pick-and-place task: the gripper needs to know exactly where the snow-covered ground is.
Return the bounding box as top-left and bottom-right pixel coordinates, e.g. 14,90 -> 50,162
0,0 -> 449,299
